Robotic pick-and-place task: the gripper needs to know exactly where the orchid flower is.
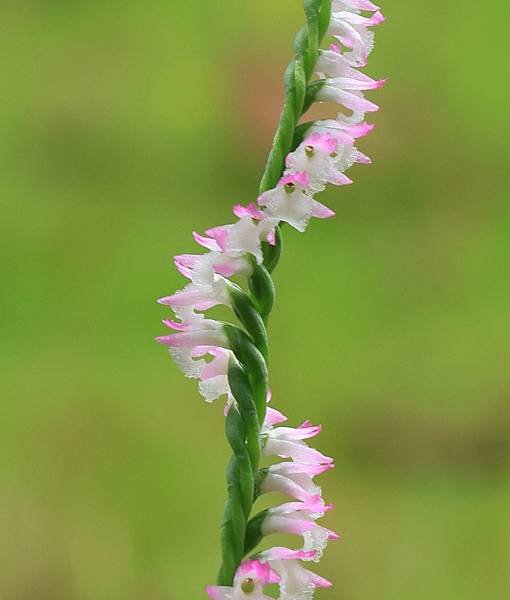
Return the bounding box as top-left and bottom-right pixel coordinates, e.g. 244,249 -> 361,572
262,501 -> 339,561
156,0 -> 385,596
260,461 -> 332,508
285,132 -> 354,193
262,420 -> 334,466
206,559 -> 279,600
195,216 -> 274,264
328,9 -> 384,67
259,549 -> 332,600
258,172 -> 335,232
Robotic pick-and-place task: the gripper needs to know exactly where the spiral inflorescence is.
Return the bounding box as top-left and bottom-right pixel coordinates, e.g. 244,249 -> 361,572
217,1 -> 333,586
156,0 -> 384,596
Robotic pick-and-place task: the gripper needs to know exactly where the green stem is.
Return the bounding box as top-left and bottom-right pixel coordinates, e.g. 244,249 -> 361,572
216,0 -> 332,587
217,410 -> 252,585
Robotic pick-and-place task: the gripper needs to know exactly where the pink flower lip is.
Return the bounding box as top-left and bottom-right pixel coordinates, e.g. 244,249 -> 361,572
305,132 -> 338,155
233,202 -> 264,220
265,407 -> 288,427
237,559 -> 280,585
205,226 -> 229,251
301,496 -> 332,514
371,10 -> 386,25
213,263 -> 236,278
280,171 -> 309,189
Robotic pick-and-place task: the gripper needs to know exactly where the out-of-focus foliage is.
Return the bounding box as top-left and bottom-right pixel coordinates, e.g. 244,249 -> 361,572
1,1 -> 509,598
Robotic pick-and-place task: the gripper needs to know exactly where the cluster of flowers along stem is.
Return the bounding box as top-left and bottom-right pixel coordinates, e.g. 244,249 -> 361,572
156,0 -> 384,598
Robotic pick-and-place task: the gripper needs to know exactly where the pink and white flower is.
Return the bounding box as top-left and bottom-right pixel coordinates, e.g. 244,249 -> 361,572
313,132 -> 370,177
316,78 -> 380,115
328,9 -> 385,67
316,47 -> 386,91
259,548 -> 332,600
262,420 -> 334,466
257,173 -> 334,232
310,119 -> 372,173
194,216 -> 273,264
156,312 -> 227,352
232,204 -> 278,245
174,251 -> 252,282
312,115 -> 375,141
158,276 -> 230,312
157,2 -> 386,595
169,344 -> 232,403
286,132 -> 354,194
156,309 -> 231,402
206,559 -> 278,600
260,461 -> 331,510
315,38 -> 385,120
262,501 -> 339,561
195,346 -> 232,403
232,202 -> 265,221
271,559 -> 332,600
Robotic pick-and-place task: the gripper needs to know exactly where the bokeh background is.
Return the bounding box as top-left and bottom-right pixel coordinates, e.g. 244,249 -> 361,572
1,1 -> 510,598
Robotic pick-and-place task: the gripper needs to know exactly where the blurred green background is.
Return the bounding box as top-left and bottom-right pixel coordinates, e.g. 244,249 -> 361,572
1,1 -> 510,598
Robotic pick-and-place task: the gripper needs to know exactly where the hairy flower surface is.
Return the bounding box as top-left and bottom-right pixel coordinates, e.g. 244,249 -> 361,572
257,172 -> 334,232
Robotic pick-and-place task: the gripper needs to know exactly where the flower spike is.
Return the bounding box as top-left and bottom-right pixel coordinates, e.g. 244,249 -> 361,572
156,0 -> 385,596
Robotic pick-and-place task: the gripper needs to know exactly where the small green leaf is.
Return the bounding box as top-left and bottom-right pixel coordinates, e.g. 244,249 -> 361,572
303,79 -> 326,114
244,509 -> 270,556
246,255 -> 275,321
